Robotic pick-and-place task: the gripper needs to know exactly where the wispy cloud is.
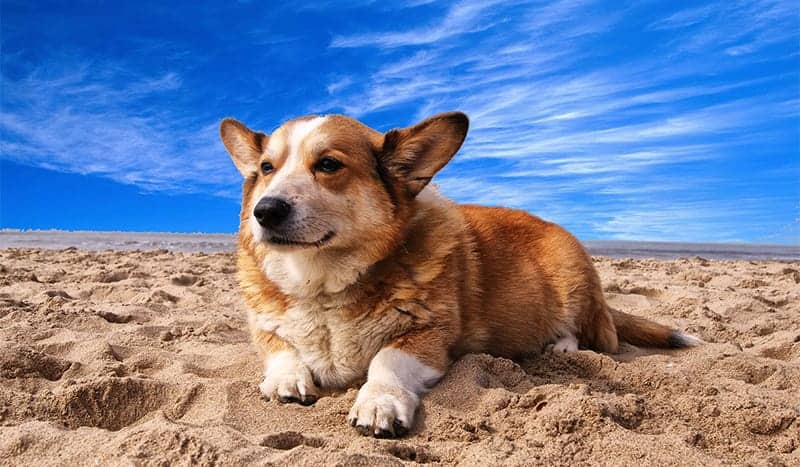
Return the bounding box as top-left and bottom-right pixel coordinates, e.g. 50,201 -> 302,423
1,58 -> 239,196
590,197 -> 796,243
651,0 -> 799,56
330,0 -> 507,48
313,0 -> 799,242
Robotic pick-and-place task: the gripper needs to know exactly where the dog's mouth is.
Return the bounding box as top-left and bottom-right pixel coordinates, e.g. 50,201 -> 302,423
267,231 -> 335,248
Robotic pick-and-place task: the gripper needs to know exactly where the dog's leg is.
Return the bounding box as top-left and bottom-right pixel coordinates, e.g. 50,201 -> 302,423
253,329 -> 319,405
348,331 -> 448,437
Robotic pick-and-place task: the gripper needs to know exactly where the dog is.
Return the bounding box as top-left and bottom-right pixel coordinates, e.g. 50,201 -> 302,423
219,111 -> 700,438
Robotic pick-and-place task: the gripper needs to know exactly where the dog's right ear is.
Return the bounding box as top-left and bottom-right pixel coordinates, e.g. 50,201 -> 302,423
220,118 -> 268,178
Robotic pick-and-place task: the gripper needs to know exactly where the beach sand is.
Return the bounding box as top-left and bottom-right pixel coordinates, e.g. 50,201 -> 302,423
0,247 -> 797,466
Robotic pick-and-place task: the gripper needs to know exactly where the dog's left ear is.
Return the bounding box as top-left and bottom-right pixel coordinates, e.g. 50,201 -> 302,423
220,118 -> 269,178
380,111 -> 469,197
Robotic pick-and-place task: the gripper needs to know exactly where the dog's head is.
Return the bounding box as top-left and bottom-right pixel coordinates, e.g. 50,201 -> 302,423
220,112 -> 468,257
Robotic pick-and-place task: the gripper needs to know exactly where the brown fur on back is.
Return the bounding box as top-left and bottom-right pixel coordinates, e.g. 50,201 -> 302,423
455,205 -> 619,356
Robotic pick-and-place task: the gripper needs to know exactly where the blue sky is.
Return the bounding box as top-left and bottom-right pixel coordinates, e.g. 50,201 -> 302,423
1,0 -> 798,243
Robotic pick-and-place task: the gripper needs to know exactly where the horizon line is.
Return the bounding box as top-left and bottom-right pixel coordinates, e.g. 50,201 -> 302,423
2,228 -> 797,249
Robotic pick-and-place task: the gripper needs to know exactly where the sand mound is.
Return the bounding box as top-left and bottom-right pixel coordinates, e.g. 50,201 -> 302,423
0,249 -> 797,465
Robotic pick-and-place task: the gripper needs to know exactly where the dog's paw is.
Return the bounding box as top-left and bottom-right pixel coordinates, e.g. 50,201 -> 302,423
259,351 -> 319,405
348,381 -> 418,438
551,334 -> 579,353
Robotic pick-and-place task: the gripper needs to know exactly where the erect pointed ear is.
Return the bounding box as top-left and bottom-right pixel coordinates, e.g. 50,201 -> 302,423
219,118 -> 268,177
380,111 -> 469,197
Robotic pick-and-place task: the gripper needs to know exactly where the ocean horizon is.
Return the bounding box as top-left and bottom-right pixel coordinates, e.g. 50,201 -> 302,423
2,229 -> 797,261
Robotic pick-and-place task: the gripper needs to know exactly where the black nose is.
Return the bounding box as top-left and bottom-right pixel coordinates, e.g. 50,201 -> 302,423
253,197 -> 292,228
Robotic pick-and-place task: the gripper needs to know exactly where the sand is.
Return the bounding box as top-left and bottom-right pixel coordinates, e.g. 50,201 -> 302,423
0,247 -> 797,466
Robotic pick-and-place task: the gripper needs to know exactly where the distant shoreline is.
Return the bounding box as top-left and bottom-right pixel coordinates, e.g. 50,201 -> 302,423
1,229 -> 798,261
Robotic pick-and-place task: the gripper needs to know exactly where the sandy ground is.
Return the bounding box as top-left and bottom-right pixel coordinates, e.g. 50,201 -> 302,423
0,248 -> 798,466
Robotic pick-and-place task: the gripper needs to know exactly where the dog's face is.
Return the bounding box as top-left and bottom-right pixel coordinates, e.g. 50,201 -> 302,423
220,112 -> 468,256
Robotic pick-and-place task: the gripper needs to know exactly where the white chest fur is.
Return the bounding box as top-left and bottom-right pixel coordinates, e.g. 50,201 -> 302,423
262,248 -> 369,297
249,297 -> 411,388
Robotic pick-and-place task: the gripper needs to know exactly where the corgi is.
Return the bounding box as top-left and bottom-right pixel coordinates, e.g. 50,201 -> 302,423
219,111 -> 700,438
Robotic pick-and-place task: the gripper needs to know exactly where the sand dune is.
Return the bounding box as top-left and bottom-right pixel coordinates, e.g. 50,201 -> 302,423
0,248 -> 798,465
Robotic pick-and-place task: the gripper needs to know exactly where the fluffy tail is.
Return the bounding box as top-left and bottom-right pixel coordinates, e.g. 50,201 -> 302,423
609,308 -> 701,348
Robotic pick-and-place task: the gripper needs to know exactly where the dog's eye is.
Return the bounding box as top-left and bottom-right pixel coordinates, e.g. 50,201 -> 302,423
260,161 -> 274,175
315,157 -> 343,174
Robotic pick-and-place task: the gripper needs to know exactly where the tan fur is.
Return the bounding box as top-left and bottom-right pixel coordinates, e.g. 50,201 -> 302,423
219,111 -> 697,437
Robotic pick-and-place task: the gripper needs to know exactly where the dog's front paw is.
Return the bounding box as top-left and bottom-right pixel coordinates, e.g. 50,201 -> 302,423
348,381 -> 418,438
259,351 -> 319,405
551,333 -> 579,353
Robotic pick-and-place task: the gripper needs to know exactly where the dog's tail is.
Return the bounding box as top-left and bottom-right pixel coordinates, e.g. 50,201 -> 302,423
609,308 -> 701,348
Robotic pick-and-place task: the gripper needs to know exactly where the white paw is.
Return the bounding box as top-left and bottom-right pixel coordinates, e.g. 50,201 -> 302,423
552,334 -> 579,353
259,351 -> 319,405
348,381 -> 418,438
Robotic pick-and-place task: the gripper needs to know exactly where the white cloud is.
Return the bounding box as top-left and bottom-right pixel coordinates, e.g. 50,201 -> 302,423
326,76 -> 353,94
657,0 -> 799,55
0,60 -> 238,196
330,0 -> 508,48
316,0 -> 798,242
